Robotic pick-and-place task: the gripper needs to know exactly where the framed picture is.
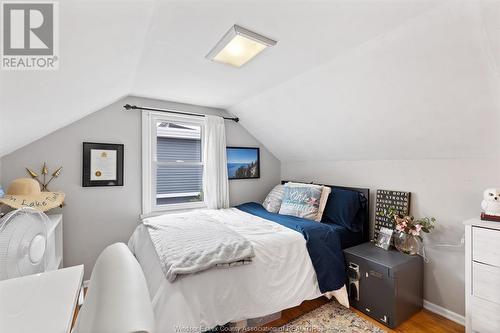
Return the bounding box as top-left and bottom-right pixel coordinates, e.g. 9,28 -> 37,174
82,142 -> 124,187
375,227 -> 394,250
226,147 -> 260,180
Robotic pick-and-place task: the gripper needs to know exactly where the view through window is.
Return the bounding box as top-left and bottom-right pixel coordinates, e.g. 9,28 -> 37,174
155,120 -> 203,205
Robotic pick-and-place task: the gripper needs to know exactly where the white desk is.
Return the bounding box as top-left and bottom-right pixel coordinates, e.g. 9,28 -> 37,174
0,265 -> 84,333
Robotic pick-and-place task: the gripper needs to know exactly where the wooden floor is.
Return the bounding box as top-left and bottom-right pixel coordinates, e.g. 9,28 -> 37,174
265,297 -> 465,333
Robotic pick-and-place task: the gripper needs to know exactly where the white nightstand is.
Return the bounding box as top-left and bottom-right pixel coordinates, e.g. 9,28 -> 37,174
47,214 -> 63,270
464,218 -> 500,333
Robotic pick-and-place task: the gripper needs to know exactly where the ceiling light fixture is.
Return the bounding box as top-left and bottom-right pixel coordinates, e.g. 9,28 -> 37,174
206,25 -> 277,68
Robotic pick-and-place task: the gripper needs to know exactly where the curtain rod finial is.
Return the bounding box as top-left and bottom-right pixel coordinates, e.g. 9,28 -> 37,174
124,104 -> 134,110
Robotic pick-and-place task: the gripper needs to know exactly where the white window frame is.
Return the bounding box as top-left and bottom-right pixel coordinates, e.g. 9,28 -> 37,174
142,111 -> 206,215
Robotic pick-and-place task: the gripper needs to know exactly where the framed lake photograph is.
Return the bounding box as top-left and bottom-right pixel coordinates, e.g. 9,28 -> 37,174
226,147 -> 260,180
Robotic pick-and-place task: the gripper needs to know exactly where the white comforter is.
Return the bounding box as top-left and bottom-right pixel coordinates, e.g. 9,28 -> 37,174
128,208 -> 348,333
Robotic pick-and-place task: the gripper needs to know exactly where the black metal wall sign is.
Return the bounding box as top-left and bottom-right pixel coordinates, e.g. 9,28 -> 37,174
374,189 -> 411,240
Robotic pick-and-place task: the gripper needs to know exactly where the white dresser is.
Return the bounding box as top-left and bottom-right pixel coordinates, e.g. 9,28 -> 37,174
464,218 -> 500,333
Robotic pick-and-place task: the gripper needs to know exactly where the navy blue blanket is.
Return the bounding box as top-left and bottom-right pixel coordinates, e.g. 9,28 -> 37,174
237,202 -> 356,292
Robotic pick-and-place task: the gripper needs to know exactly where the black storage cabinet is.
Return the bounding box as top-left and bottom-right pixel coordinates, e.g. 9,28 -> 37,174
343,242 -> 423,328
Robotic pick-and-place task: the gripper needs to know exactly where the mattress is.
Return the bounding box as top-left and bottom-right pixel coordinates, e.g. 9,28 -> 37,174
128,207 -> 348,333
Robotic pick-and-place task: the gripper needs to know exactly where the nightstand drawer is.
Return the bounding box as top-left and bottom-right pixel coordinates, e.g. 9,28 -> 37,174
473,262 -> 500,304
473,227 -> 500,267
471,296 -> 500,333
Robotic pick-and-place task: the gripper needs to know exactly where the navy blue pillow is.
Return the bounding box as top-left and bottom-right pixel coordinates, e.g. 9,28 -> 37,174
321,188 -> 365,232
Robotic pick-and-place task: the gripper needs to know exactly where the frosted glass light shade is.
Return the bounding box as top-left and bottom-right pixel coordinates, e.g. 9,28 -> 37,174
206,25 -> 277,68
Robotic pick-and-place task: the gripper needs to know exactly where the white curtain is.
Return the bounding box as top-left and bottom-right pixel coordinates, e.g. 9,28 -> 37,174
203,115 -> 230,209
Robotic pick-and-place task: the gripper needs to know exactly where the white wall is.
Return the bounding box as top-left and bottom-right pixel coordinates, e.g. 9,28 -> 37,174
226,120 -> 281,206
0,96 -> 280,279
230,2 -> 500,317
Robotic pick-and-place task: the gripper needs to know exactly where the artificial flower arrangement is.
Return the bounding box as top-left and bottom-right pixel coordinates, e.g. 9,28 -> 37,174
387,208 -> 436,254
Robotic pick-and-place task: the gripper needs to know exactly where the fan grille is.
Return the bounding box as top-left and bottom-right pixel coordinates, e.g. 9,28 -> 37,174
0,208 -> 49,280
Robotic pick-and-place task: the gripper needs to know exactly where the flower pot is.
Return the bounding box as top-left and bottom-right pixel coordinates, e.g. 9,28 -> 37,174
394,232 -> 420,255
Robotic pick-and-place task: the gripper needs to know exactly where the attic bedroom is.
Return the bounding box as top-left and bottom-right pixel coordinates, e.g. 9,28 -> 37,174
0,0 -> 498,332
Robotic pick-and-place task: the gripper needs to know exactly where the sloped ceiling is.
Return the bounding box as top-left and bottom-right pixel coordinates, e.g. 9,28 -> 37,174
230,1 -> 500,161
0,0 -> 155,156
1,0 -> 499,160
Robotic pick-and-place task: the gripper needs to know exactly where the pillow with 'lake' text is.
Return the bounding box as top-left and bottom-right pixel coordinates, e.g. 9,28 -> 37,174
279,183 -> 322,220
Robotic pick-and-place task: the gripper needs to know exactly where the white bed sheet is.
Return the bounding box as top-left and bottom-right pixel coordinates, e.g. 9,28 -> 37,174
128,208 -> 347,333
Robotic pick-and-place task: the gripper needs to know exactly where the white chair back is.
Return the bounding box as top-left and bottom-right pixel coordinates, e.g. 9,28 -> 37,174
72,243 -> 155,333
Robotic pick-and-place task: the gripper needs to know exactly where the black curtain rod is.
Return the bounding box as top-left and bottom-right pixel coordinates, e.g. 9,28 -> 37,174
123,104 -> 239,122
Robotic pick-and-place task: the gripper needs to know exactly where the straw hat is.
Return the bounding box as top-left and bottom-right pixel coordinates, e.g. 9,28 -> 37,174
0,178 -> 65,212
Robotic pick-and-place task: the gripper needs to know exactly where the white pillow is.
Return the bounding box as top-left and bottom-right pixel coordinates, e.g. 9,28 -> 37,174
262,185 -> 285,213
316,186 -> 331,222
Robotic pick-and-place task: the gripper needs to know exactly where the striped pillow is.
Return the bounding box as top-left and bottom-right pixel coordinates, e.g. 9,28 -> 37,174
262,185 -> 285,213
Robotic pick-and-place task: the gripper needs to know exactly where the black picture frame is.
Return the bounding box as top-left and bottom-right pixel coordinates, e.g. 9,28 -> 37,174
82,142 -> 124,187
226,147 -> 260,180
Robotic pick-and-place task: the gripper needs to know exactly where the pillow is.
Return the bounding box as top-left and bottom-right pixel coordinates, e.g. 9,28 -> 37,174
262,185 -> 285,213
279,183 -> 323,220
316,186 -> 331,222
283,182 -> 331,221
321,188 -> 365,232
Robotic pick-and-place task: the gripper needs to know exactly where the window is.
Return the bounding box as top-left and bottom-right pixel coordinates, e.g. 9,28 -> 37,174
142,112 -> 205,214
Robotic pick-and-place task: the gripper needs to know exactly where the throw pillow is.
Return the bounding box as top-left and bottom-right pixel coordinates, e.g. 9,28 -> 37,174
315,186 -> 331,221
279,183 -> 322,220
262,185 -> 285,213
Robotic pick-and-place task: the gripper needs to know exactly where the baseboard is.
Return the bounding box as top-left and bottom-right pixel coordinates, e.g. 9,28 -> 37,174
423,299 -> 465,326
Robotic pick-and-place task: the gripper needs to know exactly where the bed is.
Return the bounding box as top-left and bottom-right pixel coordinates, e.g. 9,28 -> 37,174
128,183 -> 369,333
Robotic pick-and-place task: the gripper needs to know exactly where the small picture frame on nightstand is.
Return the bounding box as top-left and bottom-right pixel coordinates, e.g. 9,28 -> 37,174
375,227 -> 393,250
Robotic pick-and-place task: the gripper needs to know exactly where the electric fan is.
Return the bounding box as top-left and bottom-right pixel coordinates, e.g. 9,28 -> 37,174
0,207 -> 50,280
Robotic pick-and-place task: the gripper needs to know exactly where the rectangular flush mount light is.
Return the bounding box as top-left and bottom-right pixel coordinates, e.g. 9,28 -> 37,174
206,25 -> 277,68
